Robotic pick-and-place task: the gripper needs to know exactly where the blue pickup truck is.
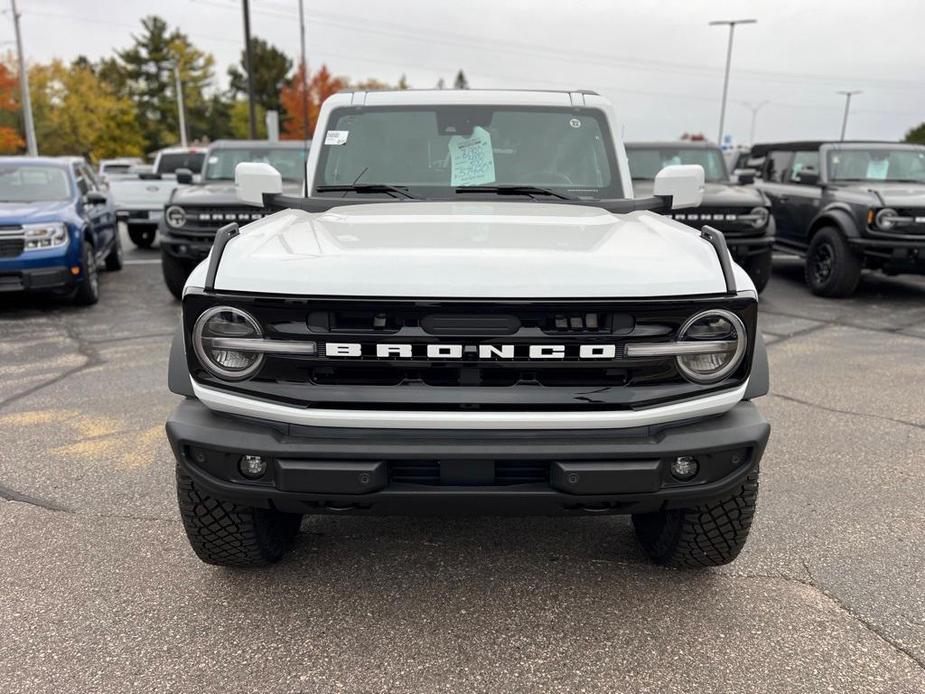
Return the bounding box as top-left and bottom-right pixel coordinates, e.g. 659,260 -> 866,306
0,156 -> 122,304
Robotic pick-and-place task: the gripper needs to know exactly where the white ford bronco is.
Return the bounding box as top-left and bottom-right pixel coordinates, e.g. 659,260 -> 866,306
166,89 -> 770,568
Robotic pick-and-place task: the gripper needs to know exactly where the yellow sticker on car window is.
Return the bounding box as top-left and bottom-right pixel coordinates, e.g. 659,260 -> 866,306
449,126 -> 496,186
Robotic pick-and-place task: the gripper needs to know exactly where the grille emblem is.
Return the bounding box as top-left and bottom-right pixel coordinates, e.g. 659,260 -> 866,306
324,342 -> 618,360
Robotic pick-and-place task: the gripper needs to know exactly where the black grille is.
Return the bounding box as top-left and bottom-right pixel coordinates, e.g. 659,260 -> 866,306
0,238 -> 24,258
669,207 -> 765,236
389,460 -> 548,485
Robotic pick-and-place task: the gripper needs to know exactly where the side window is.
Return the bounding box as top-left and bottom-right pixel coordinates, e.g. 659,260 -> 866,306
786,151 -> 820,184
763,151 -> 792,183
73,166 -> 89,195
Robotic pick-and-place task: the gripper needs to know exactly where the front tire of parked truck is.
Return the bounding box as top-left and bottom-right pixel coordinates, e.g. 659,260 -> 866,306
804,227 -> 862,297
162,250 -> 192,300
128,224 -> 156,249
176,465 -> 303,568
632,466 -> 759,568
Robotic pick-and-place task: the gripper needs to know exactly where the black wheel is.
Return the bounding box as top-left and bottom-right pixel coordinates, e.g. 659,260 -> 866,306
161,249 -> 192,300
743,248 -> 772,294
104,230 -> 123,271
176,465 -> 302,568
804,227 -> 861,297
71,240 -> 100,305
632,466 -> 759,568
128,224 -> 156,248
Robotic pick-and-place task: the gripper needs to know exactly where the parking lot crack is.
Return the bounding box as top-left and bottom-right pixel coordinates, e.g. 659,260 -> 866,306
0,485 -> 73,513
761,308 -> 925,342
772,392 -> 924,430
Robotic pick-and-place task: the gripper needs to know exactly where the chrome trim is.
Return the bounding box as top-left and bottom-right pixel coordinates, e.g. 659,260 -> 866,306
625,340 -> 735,358
192,381 -> 749,430
208,337 -> 317,355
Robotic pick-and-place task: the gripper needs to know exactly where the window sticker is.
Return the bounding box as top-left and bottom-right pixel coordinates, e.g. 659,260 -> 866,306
569,118 -> 581,128
324,130 -> 349,146
866,158 -> 889,180
449,126 -> 496,186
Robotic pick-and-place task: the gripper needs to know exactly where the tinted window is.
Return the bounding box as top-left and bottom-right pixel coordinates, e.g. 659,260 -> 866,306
316,106 -> 620,199
204,147 -> 307,182
627,147 -> 728,182
763,151 -> 793,183
102,164 -> 132,174
826,147 -> 925,182
786,151 -> 820,183
156,152 -> 206,175
0,165 -> 71,202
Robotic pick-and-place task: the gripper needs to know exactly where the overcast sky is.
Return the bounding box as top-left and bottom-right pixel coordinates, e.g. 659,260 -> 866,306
5,0 -> 925,144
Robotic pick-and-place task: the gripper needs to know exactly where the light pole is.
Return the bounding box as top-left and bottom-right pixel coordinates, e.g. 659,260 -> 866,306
709,18 -> 757,147
9,0 -> 36,155
241,0 -> 257,139
837,90 -> 861,141
174,64 -> 188,148
298,0 -> 309,141
741,100 -> 769,144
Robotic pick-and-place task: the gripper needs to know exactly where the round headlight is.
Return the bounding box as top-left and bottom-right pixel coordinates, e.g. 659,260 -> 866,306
192,306 -> 263,380
165,205 -> 187,228
874,208 -> 897,230
676,309 -> 747,384
749,206 -> 770,229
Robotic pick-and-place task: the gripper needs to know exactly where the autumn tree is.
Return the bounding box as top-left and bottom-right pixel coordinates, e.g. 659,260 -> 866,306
279,64 -> 345,140
0,60 -> 24,154
29,60 -> 145,160
228,37 -> 291,114
905,122 -> 925,145
454,69 -> 469,89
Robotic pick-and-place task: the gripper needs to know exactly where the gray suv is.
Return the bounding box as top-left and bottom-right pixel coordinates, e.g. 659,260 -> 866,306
752,140 -> 925,296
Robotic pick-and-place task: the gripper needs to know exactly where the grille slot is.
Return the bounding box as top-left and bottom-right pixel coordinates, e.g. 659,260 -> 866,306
0,238 -> 24,258
389,460 -> 548,485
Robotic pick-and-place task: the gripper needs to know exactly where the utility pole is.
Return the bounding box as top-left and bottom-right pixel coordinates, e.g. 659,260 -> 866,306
10,0 -> 36,155
709,18 -> 757,147
242,0 -> 257,139
741,100 -> 769,144
298,0 -> 309,141
174,64 -> 188,147
837,90 -> 861,141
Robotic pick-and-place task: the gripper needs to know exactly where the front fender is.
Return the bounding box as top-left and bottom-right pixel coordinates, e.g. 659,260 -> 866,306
168,322 -> 195,397
810,205 -> 862,240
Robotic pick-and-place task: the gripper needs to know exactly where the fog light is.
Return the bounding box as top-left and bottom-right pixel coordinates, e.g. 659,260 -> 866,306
239,455 -> 267,479
670,456 -> 699,481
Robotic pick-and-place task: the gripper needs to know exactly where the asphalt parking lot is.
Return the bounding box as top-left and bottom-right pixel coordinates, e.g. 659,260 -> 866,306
1,228 -> 924,693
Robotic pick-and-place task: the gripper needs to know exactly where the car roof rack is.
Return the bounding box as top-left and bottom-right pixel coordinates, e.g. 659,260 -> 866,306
203,223 -> 239,292
700,225 -> 736,295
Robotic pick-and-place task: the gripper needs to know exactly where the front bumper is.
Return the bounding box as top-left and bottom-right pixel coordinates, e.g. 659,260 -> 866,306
159,221 -> 213,263
726,234 -> 775,259
848,236 -> 925,273
166,399 -> 770,516
0,266 -> 74,293
116,208 -> 162,225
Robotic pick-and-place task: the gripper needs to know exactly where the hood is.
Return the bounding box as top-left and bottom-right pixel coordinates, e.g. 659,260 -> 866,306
198,201 -> 734,298
832,182 -> 925,208
173,181 -> 302,206
634,180 -> 764,207
0,199 -> 73,224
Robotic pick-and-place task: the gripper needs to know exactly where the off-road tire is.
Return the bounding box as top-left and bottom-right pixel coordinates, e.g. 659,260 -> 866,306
743,248 -> 772,294
71,240 -> 100,306
804,227 -> 862,297
632,466 -> 759,568
128,224 -> 156,248
176,465 -> 302,568
104,230 -> 124,271
162,250 -> 192,301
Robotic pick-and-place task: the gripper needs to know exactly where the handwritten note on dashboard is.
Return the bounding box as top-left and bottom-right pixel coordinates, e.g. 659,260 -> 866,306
449,126 -> 496,186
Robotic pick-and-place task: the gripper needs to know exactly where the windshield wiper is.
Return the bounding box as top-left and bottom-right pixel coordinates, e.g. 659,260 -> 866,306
455,185 -> 576,201
316,184 -> 417,199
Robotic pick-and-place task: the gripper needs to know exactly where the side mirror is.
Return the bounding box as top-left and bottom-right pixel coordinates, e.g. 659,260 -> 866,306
175,168 -> 194,185
236,162 -> 282,206
793,170 -> 819,186
84,190 -> 107,205
653,164 -> 704,210
736,171 -> 756,185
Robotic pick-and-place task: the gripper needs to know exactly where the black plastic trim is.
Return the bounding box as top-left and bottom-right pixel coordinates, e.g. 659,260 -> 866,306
700,225 -> 737,294
203,223 -> 239,291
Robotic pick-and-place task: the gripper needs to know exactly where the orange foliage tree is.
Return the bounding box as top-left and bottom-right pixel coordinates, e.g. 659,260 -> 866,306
0,61 -> 24,153
279,64 -> 345,140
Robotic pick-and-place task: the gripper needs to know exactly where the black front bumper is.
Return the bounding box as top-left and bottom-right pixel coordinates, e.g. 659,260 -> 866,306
159,221 -> 214,263
0,267 -> 74,293
166,399 -> 770,516
726,234 -> 775,259
848,236 -> 925,273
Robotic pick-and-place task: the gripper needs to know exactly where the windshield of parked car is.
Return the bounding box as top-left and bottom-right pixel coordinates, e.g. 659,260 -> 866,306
0,165 -> 72,202
827,147 -> 925,182
626,147 -> 728,183
315,106 -> 622,199
205,147 -> 307,182
156,152 -> 206,175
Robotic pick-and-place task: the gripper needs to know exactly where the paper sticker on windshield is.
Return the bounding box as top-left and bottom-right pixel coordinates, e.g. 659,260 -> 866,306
569,118 -> 581,128
324,130 -> 349,146
866,158 -> 889,180
449,126 -> 496,186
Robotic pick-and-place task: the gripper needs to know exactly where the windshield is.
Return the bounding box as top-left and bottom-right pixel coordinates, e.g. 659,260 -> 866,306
156,152 -> 206,175
626,147 -> 728,183
0,165 -> 71,202
315,106 -> 621,199
826,147 -> 925,182
205,147 -> 307,182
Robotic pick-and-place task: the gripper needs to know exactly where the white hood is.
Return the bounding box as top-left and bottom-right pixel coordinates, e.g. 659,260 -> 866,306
194,201 -> 743,298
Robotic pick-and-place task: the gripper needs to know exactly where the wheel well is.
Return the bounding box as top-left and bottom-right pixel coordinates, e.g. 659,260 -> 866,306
808,211 -> 857,243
